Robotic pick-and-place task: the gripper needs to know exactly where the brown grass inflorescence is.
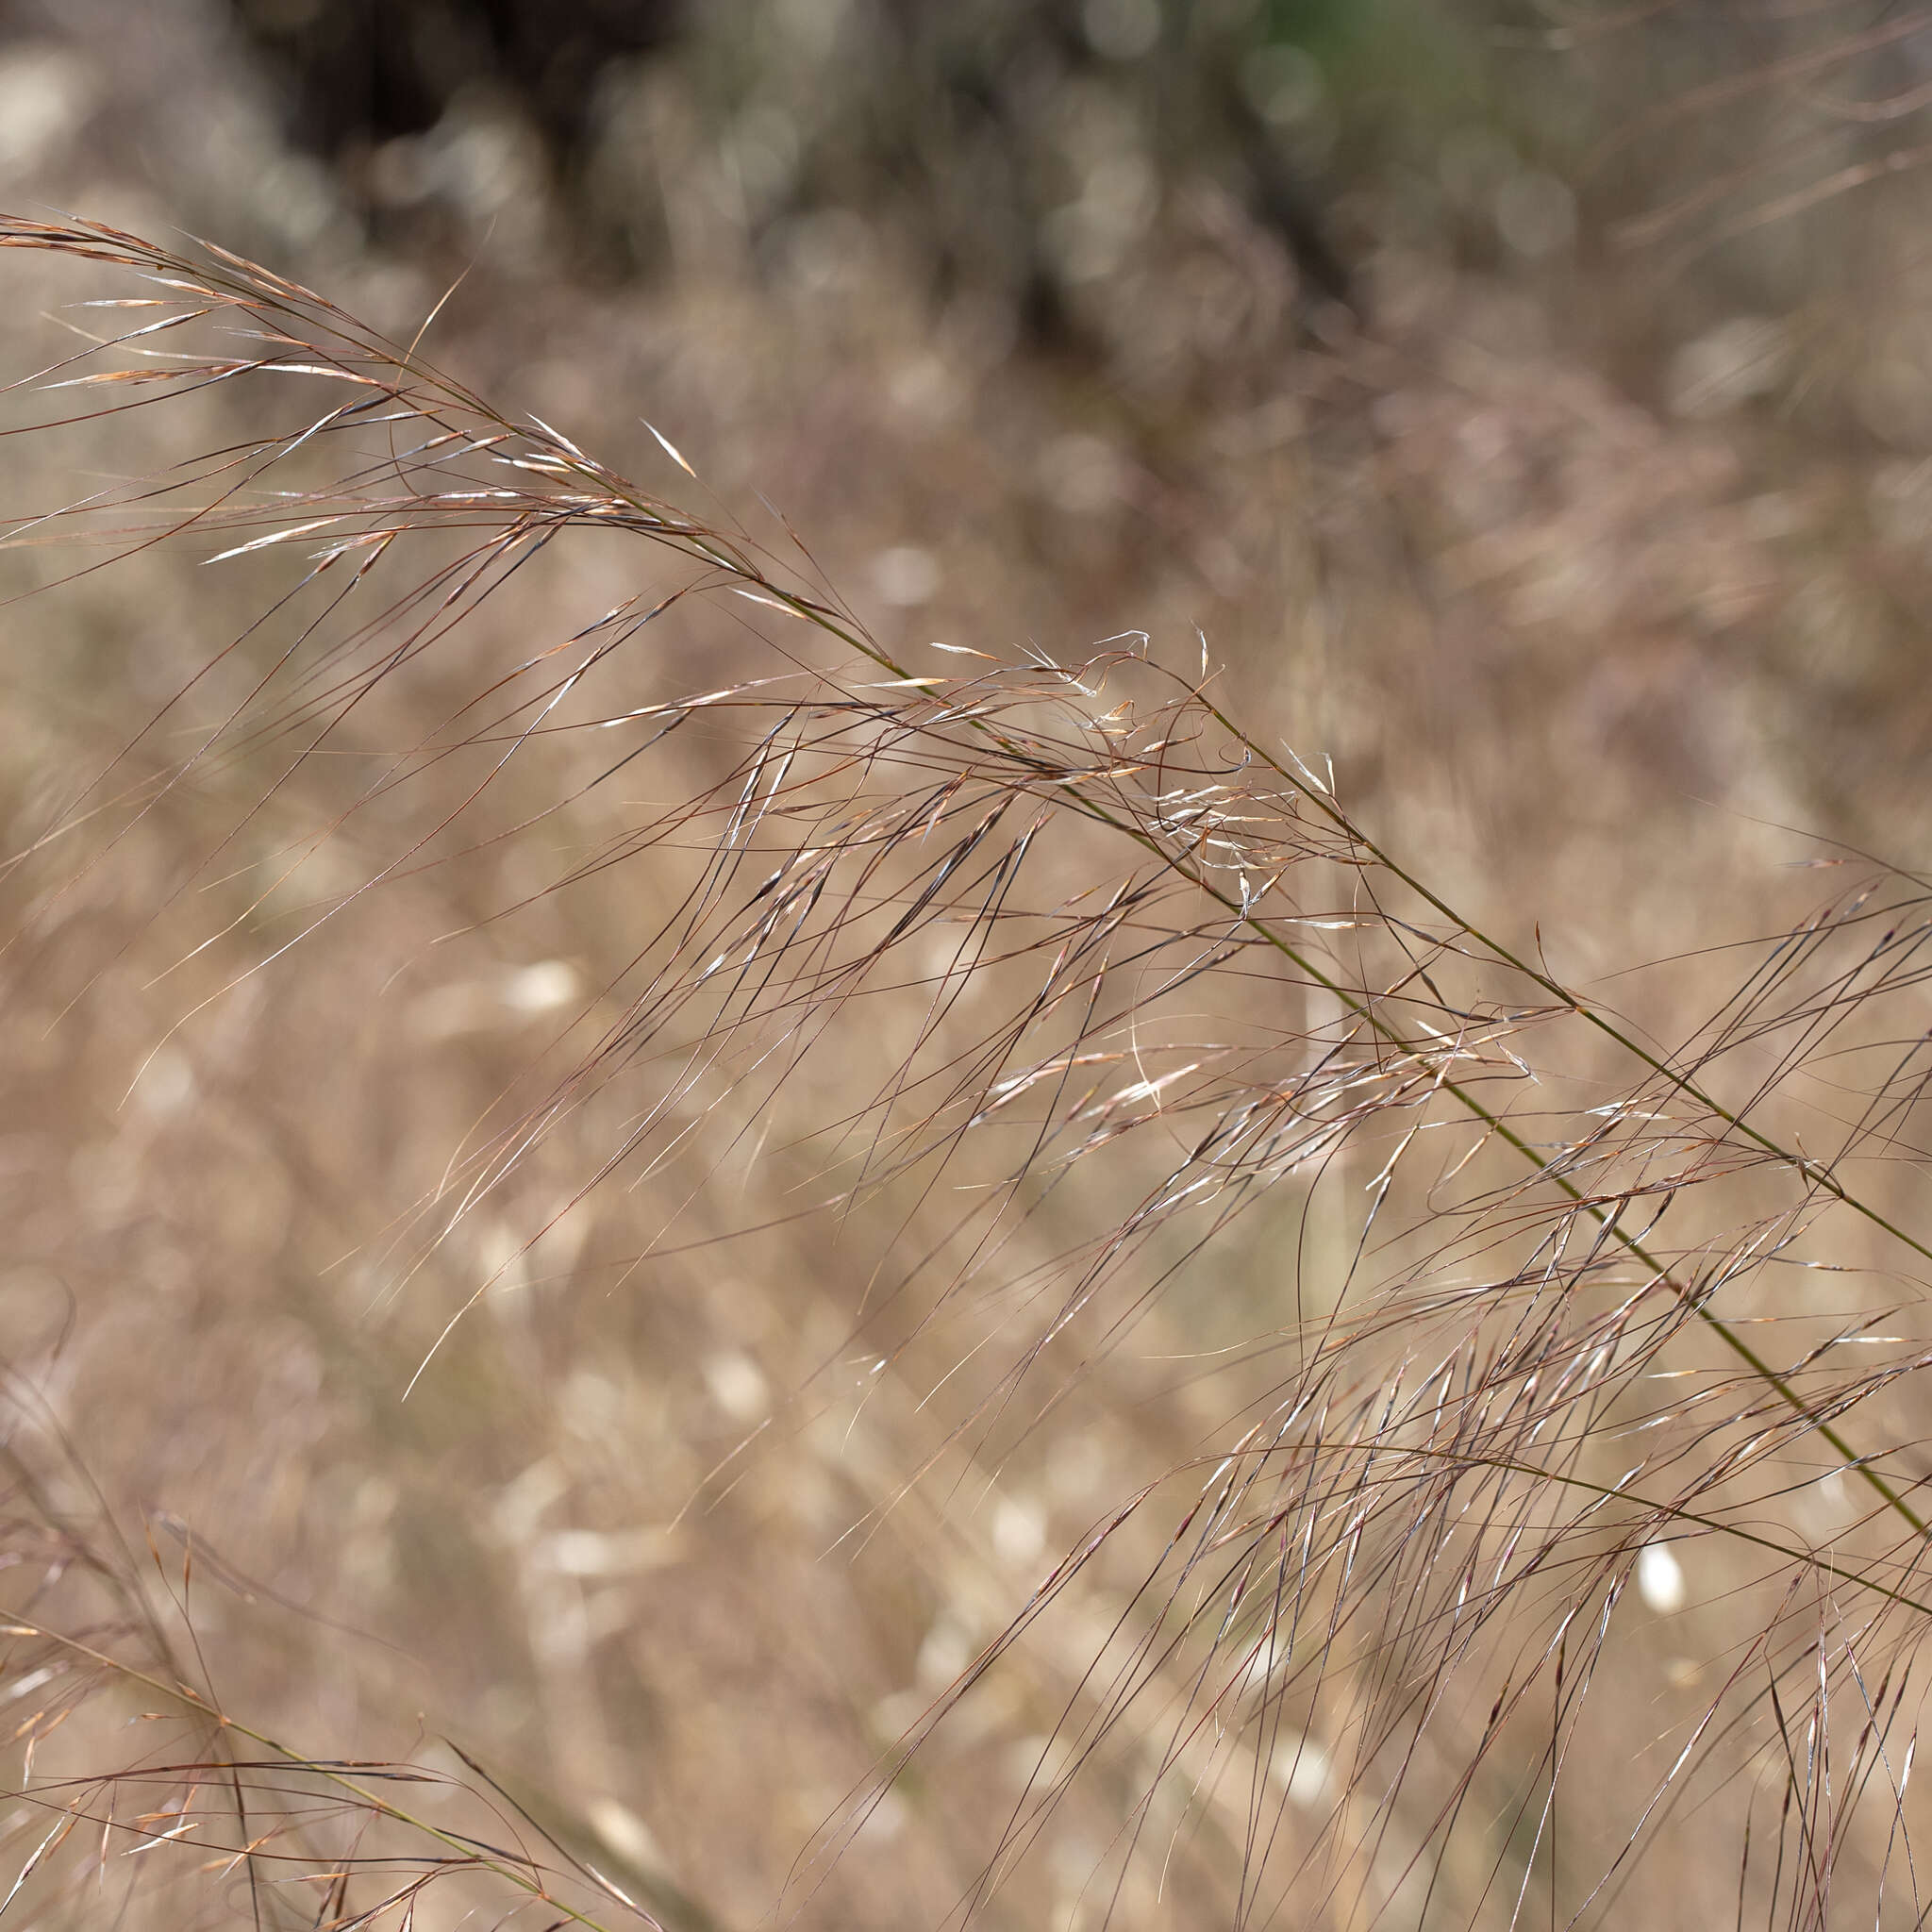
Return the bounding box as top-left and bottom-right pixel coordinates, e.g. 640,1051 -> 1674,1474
1,211 -> 1931,1929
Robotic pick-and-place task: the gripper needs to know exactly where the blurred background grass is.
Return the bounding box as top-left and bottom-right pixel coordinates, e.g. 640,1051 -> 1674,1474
3,1 -> 1932,1925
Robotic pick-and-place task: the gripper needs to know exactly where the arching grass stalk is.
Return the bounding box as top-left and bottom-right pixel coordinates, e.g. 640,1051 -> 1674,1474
656,497 -> 1932,1545
4,216 -> 1930,1926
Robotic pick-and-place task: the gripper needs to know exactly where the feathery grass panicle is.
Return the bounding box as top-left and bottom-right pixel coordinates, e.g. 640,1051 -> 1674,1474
2,218 -> 1931,1928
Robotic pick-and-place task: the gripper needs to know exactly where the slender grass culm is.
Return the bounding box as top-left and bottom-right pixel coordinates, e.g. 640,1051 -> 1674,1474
2,216 -> 1931,1931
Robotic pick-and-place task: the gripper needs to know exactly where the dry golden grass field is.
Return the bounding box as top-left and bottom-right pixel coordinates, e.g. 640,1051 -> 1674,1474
5,4 -> 1932,1927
